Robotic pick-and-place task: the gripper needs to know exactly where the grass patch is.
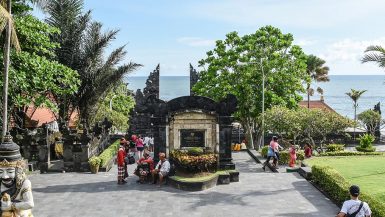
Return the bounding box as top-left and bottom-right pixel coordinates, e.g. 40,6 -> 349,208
305,156 -> 385,202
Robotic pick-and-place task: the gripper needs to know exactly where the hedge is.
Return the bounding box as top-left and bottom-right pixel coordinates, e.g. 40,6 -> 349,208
326,144 -> 345,152
319,151 -> 383,157
98,140 -> 120,167
356,146 -> 376,152
311,165 -> 385,217
261,146 -> 268,158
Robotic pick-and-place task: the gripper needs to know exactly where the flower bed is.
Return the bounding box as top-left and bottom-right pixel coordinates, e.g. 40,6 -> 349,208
170,148 -> 217,173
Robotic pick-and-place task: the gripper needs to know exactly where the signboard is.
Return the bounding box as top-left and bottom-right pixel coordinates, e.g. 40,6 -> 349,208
180,129 -> 205,147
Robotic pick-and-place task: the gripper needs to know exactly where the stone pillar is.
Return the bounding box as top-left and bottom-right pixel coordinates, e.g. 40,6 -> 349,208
219,116 -> 235,170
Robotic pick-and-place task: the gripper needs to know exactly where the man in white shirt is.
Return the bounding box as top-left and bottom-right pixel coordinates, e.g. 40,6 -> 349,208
336,185 -> 371,217
143,136 -> 150,150
151,152 -> 170,187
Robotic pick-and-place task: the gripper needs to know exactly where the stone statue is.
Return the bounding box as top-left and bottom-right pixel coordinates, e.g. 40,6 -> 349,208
0,133 -> 34,217
189,63 -> 199,96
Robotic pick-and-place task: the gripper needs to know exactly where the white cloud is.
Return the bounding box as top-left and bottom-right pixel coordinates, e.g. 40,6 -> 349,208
295,39 -> 318,47
319,38 -> 385,63
177,37 -> 216,47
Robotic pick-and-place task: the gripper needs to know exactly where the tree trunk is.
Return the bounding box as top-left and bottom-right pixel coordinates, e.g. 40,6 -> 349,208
307,83 -> 310,109
243,122 -> 254,149
353,103 -> 357,140
2,0 -> 12,139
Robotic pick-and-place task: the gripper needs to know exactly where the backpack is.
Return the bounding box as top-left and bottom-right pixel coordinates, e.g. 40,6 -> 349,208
129,141 -> 136,148
346,202 -> 364,217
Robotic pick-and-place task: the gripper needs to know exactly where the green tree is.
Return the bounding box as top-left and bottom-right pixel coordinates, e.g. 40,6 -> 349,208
91,83 -> 135,132
193,26 -> 308,148
0,2 -> 80,130
345,89 -> 367,139
305,55 -> 329,108
358,109 -> 383,135
362,45 -> 385,68
43,0 -> 141,127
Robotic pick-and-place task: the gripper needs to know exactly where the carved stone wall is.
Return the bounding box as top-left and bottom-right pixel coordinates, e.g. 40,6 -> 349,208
168,111 -> 217,151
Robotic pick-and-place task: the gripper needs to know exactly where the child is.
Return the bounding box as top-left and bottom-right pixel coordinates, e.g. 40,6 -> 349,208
289,144 -> 297,167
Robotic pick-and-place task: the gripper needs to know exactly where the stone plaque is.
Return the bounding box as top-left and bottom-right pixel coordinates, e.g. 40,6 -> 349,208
180,129 -> 205,147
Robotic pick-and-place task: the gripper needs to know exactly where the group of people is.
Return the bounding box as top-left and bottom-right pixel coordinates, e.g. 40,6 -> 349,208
116,136 -> 170,186
262,136 -> 313,171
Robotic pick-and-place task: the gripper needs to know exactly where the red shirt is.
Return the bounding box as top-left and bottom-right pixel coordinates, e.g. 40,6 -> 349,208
117,147 -> 126,166
138,157 -> 154,170
305,147 -> 312,158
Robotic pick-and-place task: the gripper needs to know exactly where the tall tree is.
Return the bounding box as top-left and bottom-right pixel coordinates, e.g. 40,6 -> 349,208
0,2 -> 79,130
44,0 -> 141,127
362,45 -> 385,68
346,89 -> 367,139
193,26 -> 308,148
305,55 -> 329,108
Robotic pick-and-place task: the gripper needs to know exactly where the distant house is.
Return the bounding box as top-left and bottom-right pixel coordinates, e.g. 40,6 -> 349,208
298,100 -> 337,114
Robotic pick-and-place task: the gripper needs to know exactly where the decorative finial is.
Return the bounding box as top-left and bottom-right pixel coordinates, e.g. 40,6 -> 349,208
3,132 -> 12,143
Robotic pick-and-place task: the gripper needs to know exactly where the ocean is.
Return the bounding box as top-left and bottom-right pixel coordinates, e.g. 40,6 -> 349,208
126,75 -> 385,119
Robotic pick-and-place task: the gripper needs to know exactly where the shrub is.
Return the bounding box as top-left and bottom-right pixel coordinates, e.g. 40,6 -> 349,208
319,151 -> 382,157
261,146 -> 269,158
355,146 -> 376,152
99,140 -> 120,167
88,156 -> 101,167
170,149 -> 217,173
311,165 -> 385,217
357,134 -> 376,152
187,147 -> 204,156
326,144 -> 345,152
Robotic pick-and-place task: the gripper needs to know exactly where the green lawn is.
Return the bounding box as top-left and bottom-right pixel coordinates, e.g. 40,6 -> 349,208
305,156 -> 385,202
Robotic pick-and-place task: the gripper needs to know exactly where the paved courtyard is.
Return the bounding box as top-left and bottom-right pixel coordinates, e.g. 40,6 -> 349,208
30,152 -> 339,217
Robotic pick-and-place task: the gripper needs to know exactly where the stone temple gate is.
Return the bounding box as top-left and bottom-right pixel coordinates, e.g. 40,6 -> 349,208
128,64 -> 237,169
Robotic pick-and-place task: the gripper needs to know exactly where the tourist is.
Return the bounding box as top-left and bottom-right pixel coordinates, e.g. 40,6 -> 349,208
336,185 -> 371,217
304,143 -> 312,158
152,152 -> 170,187
289,144 -> 296,167
117,143 -> 127,184
136,135 -> 145,159
129,135 -> 137,154
149,135 -> 154,152
135,151 -> 154,184
262,136 -> 279,171
143,136 -> 151,151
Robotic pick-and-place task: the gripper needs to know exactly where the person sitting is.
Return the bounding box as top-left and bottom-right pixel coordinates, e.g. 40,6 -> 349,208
151,152 -> 170,187
304,143 -> 312,158
134,152 -> 154,184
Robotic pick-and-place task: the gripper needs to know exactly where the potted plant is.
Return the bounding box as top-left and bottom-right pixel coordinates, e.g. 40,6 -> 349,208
88,156 -> 101,174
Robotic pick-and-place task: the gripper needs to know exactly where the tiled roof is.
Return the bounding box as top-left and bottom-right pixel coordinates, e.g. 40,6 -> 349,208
24,106 -> 78,128
298,100 -> 336,113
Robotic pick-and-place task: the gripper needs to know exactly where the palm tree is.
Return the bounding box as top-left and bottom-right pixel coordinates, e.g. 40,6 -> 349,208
316,87 -> 324,101
362,45 -> 385,68
44,0 -> 141,127
346,89 -> 367,140
306,55 -> 330,108
0,0 -> 21,138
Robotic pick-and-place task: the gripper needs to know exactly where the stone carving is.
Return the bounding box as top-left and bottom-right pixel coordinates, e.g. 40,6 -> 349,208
190,63 -> 199,96
0,133 -> 34,217
143,64 -> 160,99
374,102 -> 381,138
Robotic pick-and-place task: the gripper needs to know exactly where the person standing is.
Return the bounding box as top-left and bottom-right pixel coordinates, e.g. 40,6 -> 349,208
117,143 -> 127,184
262,136 -> 279,171
336,185 -> 371,217
289,144 -> 297,167
149,135 -> 154,152
136,135 -> 144,159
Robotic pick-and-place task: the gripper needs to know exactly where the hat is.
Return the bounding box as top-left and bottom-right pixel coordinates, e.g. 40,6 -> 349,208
349,185 -> 360,196
0,133 -> 23,168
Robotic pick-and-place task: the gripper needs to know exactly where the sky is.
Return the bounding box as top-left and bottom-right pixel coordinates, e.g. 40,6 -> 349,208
38,0 -> 385,76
